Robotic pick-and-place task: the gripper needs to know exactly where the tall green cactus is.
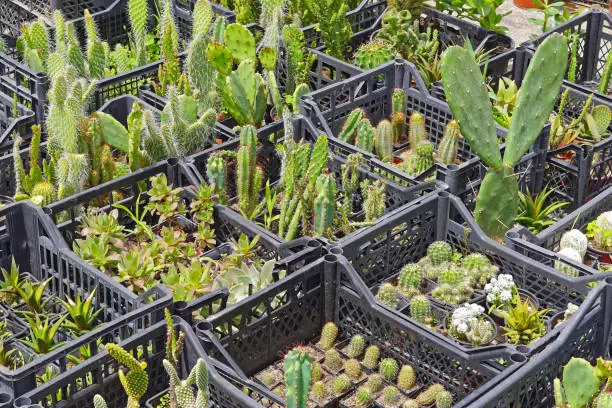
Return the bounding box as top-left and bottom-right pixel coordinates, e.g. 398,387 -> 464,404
341,153 -> 360,214
282,24 -> 316,94
441,34 -> 568,238
338,109 -> 365,143
437,120 -> 461,165
311,0 -> 352,60
284,348 -> 313,408
105,343 -> 149,408
362,179 -> 386,222
158,0 -> 181,94
376,120 -> 393,163
84,9 -> 107,79
129,0 -> 149,66
314,173 -> 336,236
408,112 -> 427,149
237,125 -> 264,219
207,154 -> 228,204
356,118 -> 374,153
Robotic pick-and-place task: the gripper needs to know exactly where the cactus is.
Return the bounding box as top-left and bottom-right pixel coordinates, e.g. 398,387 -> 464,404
339,109 -> 365,143
236,125 -> 264,219
311,381 -> 326,401
400,140 -> 435,176
318,322 -> 338,350
398,263 -> 421,298
291,83 -> 310,114
379,358 -> 399,380
362,179 -> 386,223
397,365 -> 416,390
159,0 -> 180,91
324,349 -> 343,372
568,34 -> 579,83
341,153 -> 360,215
163,358 -> 209,408
105,343 -> 149,408
597,393 -> 612,408
128,0 -> 148,66
461,253 -> 498,289
392,111 -> 406,145
314,174 -> 337,236
554,247 -> 582,278
311,362 -> 323,382
377,282 -> 399,309
441,34 -> 568,238
408,112 -> 427,149
403,399 -> 419,408
354,40 -> 396,70
383,386 -> 401,404
465,318 -> 495,347
344,358 -> 362,380
362,345 -> 380,370
312,0 -> 353,60
598,47 -> 612,94
187,32 -> 215,104
20,19 -> 49,71
284,347 -> 313,408
554,358 -> 601,408
206,155 -> 228,204
437,120 -> 461,165
347,335 -> 365,358
436,390 -> 453,408
393,89 -> 406,116
410,294 -> 432,325
332,375 -> 351,394
193,0 -> 214,36
590,211 -> 612,252
416,384 -> 446,405
356,118 -> 375,153
93,395 -> 108,408
282,24 -> 316,94
84,10 -> 107,79
365,373 -> 384,393
427,241 -> 453,265
355,386 -> 372,406
376,119 -> 393,163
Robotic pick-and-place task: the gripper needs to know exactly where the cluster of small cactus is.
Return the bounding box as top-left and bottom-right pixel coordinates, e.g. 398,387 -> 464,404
311,0 -> 353,60
354,40 -> 397,70
441,34 -> 569,238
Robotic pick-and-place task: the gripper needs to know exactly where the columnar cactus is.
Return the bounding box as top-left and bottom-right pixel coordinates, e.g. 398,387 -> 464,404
441,34 -> 569,238
314,174 -> 337,236
398,365 -> 416,390
282,24 -> 316,94
347,335 -> 365,358
362,345 -> 380,370
163,358 -> 209,408
311,362 -> 323,382
284,348 -> 313,408
339,109 -> 365,143
398,264 -> 421,298
341,153 -> 360,214
410,294 -> 432,325
333,375 -> 351,394
206,155 -> 228,204
344,358 -> 362,380
128,0 -> 148,66
324,349 -> 343,372
376,119 -> 393,163
237,125 -> 264,218
437,120 -> 461,165
357,119 -> 375,153
400,140 -> 435,176
105,343 -> 149,408
318,322 -> 339,350
362,179 -> 386,223
416,384 -> 446,405
408,112 -> 427,149
380,358 -> 399,380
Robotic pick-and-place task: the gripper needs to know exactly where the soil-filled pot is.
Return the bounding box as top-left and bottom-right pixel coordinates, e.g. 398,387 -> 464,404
443,314 -> 499,348
514,0 -> 543,8
486,289 -> 540,326
588,245 -> 612,264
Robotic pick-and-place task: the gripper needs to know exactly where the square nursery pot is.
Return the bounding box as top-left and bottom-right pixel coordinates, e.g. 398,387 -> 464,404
333,191 -> 600,356
194,253 -> 563,408
505,186 -> 612,279
0,200 -> 172,399
431,47 -> 612,209
181,114 -> 445,246
305,3 -> 513,82
11,316 -> 258,408
301,60 -> 544,203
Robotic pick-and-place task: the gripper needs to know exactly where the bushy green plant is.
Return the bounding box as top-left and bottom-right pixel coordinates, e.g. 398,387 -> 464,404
498,296 -> 548,345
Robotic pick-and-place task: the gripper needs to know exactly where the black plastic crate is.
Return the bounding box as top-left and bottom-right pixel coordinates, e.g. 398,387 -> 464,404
11,316 -> 261,408
306,4 -> 513,80
505,186 -> 612,277
522,10 -> 612,100
197,254 -> 531,407
0,200 -> 173,399
447,47 -> 612,208
0,90 -> 35,159
301,60 -> 544,203
454,278 -> 612,408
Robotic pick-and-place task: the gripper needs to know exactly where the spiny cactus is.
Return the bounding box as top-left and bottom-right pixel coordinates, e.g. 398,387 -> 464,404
128,0 -> 148,66
376,119 -> 393,163
357,118 -> 375,153
400,140 -> 435,176
408,112 -> 427,149
237,125 -> 264,219
436,390 -> 453,408
560,229 -> 588,258
354,40 -> 396,70
282,24 -> 316,94
339,109 -> 365,143
311,381 -> 326,401
366,373 -> 384,393
311,362 -> 323,382
324,349 -> 343,372
377,282 -> 399,309
158,0 -> 180,93
206,154 -> 228,204
362,345 -> 380,370
598,47 -> 612,94
105,343 -> 149,408
193,0 -> 214,37
383,386 -> 401,404
347,335 -> 365,358
332,374 -> 351,394
311,0 -> 353,60
187,32 -> 215,106
355,386 -> 372,406
465,318 -> 495,347
84,10 -> 108,79
314,173 -> 337,236
462,253 -> 498,289
19,19 -> 49,71
427,241 -> 453,265
597,393 -> 612,408
344,358 -> 362,380
416,384 -> 446,406
441,34 -> 568,238
403,399 -> 419,408
379,358 -> 399,380
361,179 -> 386,223
163,358 -> 209,408
284,347 -> 313,408
318,322 -> 339,350
398,365 -> 416,390
437,120 -> 461,165
341,153 -> 361,215
398,263 -> 421,298
410,294 -> 432,325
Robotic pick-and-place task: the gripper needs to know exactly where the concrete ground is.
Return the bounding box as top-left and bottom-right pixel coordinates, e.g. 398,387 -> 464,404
498,0 -> 543,45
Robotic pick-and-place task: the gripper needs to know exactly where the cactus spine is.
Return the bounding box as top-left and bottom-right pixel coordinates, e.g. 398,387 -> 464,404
416,384 -> 446,405
437,120 -> 461,165
318,322 -> 338,350
376,119 -> 393,163
428,241 -> 453,265
441,34 -> 568,238
398,365 -> 416,390
284,348 -> 313,408
347,335 -> 365,358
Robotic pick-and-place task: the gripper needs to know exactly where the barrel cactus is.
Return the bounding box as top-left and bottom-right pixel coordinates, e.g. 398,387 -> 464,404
427,241 -> 453,265
380,358 -> 399,380
398,365 -> 416,390
362,345 -> 380,369
560,229 -> 588,258
354,40 -> 396,70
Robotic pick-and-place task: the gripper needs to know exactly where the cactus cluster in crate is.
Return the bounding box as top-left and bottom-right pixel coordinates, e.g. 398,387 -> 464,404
255,321 -> 454,407
338,90 -> 462,177
441,34 -> 569,238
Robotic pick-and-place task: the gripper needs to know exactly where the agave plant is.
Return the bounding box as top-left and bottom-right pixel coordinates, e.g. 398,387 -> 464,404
516,186 -> 569,234
498,296 -> 548,345
0,259 -> 24,304
59,289 -> 103,335
21,314 -> 67,354
17,277 -> 53,315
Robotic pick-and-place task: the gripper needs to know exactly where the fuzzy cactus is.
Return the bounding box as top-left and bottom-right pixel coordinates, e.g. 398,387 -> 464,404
379,358 -> 399,380
347,335 -> 366,358
397,365 -> 416,390
437,120 -> 461,165
410,294 -> 432,325
284,347 -> 313,408
324,349 -> 343,372
436,390 -> 453,408
377,282 -> 399,309
366,373 -> 384,393
416,384 -> 446,406
128,0 -> 148,66
559,230 -> 588,259
333,374 -> 351,394
311,362 -> 323,382
354,40 -> 396,70
344,358 -> 362,380
362,179 -> 386,223
441,34 -> 568,238
105,343 -> 149,408
318,322 -> 339,350
555,247 -> 583,278
311,381 -> 326,401
427,241 -> 453,265
398,263 -> 421,296
339,109 -> 365,143
376,119 -> 393,163
461,253 -> 498,289
355,386 -> 373,406
383,386 -> 401,404
598,48 -> 612,94
362,345 -> 380,370
357,118 -> 375,153
403,399 -> 419,408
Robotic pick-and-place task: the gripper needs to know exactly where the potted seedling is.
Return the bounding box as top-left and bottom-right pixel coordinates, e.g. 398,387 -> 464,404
550,302 -> 579,329
497,296 -> 548,345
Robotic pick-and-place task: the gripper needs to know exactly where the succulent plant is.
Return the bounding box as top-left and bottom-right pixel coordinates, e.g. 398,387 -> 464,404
324,349 -> 344,372
403,399 -> 419,408
408,112 -> 427,150
461,253 -> 498,289
398,365 -> 416,390
437,120 -> 461,165
333,374 -> 352,394
344,358 -> 363,380
399,140 -> 435,176
282,24 -> 316,95
554,358 -> 603,408
398,263 -> 421,297
498,296 -> 548,345
555,247 -> 583,277
354,40 -> 396,70
357,118 -> 375,153
383,386 -> 401,404
311,380 -> 326,401
560,229 -> 588,259
380,358 -> 399,380
105,343 -> 149,408
362,345 -> 380,370
416,384 -> 446,406
318,322 -> 339,351
355,386 -> 373,406
311,0 -> 353,60
441,34 -> 568,238
311,362 -> 324,382
347,335 -> 366,358
436,390 -> 453,408
236,125 -> 264,219
587,211 -> 612,252
410,294 -> 433,325
339,109 -> 365,143
284,347 -> 313,408
376,119 -> 394,163
361,179 -> 386,223
427,241 -> 453,265
366,373 -> 385,393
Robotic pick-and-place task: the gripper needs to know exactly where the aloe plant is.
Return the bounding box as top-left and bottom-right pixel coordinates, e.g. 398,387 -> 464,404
21,314 -> 67,354
60,289 -> 103,335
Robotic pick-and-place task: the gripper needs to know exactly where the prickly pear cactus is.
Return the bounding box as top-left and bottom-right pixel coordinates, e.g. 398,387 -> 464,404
105,343 -> 149,408
560,358 -> 601,408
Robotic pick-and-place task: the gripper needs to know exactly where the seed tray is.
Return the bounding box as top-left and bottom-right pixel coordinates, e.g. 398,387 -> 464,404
0,200 -> 172,399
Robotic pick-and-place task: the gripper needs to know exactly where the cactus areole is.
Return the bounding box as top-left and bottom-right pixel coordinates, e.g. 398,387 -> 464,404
441,34 -> 568,239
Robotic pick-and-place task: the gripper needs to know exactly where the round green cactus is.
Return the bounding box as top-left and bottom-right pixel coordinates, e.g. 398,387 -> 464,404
397,365 -> 416,390
402,399 -> 419,408
311,380 -> 326,401
318,322 -> 339,350
436,390 -> 453,408
410,295 -> 432,325
362,345 -> 380,370
332,374 -> 351,394
347,335 -> 366,358
324,349 -> 343,372
354,40 -> 396,70
377,282 -> 400,309
383,386 -> 401,404
365,373 -> 384,393
355,386 -> 372,406
427,241 -> 453,265
379,358 -> 399,380
344,358 -> 362,380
